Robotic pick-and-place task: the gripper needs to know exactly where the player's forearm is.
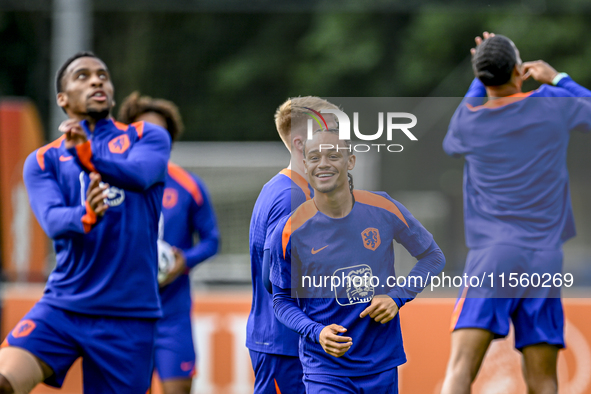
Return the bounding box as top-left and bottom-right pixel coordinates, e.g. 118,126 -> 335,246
91,156 -> 167,190
36,204 -> 89,238
388,240 -> 445,308
183,236 -> 220,269
24,159 -> 94,238
262,249 -> 272,293
68,141 -> 168,191
67,129 -> 170,191
556,75 -> 591,97
272,284 -> 324,343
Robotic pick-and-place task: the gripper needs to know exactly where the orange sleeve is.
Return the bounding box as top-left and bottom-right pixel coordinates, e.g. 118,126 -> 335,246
75,141 -> 97,172
81,201 -> 97,233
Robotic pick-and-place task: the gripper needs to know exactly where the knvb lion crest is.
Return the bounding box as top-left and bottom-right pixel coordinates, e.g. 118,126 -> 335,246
12,320 -> 36,338
361,227 -> 381,251
108,134 -> 130,154
162,188 -> 178,209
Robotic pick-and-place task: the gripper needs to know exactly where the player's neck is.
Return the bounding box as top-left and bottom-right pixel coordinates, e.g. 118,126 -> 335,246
68,114 -> 100,132
486,80 -> 522,98
69,112 -> 112,132
314,186 -> 353,218
288,159 -> 309,182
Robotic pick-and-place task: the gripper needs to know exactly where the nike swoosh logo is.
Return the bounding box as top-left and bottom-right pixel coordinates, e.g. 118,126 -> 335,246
311,245 -> 328,254
59,155 -> 73,162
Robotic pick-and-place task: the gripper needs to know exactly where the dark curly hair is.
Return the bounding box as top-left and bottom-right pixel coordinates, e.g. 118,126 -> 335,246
117,91 -> 184,141
472,35 -> 519,86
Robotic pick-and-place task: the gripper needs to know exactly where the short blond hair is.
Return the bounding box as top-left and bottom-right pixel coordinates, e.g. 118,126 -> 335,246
274,96 -> 339,151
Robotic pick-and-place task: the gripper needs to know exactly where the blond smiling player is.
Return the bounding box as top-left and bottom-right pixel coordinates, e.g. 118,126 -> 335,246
269,128 -> 445,393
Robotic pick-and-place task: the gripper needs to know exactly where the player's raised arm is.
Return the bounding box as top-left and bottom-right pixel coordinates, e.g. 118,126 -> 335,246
62,120 -> 170,191
464,32 -> 495,99
554,75 -> 591,97
522,60 -> 591,97
464,78 -> 487,98
23,152 -> 108,238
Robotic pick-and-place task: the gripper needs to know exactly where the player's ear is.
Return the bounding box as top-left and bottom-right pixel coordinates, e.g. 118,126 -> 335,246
56,92 -> 67,109
514,59 -> 524,80
348,154 -> 356,171
292,135 -> 304,153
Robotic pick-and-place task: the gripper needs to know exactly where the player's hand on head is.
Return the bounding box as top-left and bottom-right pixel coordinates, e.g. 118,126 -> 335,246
521,60 -> 558,85
86,172 -> 109,217
470,31 -> 495,56
319,324 -> 352,358
59,119 -> 87,149
359,295 -> 399,324
159,247 -> 187,287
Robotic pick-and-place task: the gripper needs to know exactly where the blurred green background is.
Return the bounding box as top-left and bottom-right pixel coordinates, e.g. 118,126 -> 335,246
4,1 -> 591,141
1,0 -> 590,286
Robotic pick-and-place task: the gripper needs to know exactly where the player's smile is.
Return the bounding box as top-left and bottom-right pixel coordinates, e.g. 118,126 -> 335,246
304,131 -> 355,195
315,170 -> 337,183
309,160 -> 341,192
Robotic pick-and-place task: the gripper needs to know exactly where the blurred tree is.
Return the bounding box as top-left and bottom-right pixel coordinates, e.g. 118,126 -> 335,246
3,7 -> 591,141
3,2 -> 591,278
0,11 -> 50,123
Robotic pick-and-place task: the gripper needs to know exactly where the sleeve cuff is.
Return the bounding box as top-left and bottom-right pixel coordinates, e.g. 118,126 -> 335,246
552,72 -> 569,86
313,324 -> 325,344
392,297 -> 405,309
81,201 -> 97,233
69,141 -> 96,172
388,292 -> 411,309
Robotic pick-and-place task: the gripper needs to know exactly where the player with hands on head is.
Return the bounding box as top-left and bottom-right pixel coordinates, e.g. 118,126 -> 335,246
269,128 -> 445,393
0,51 -> 170,394
464,31 -> 591,98
441,33 -> 591,394
118,92 -> 220,394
